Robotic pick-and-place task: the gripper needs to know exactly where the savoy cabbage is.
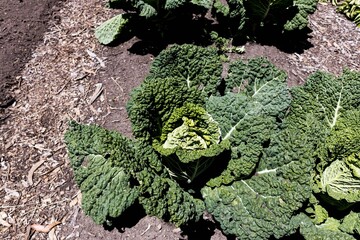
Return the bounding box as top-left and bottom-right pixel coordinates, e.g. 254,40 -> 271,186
65,44 -> 360,239
95,0 -> 318,44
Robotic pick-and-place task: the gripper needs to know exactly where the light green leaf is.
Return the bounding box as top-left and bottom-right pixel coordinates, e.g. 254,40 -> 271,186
95,14 -> 129,45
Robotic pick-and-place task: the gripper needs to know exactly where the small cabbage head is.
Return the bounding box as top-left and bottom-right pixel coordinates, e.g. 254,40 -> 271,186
161,103 -> 221,150
320,156 -> 360,208
315,110 -> 360,210
153,103 -> 229,183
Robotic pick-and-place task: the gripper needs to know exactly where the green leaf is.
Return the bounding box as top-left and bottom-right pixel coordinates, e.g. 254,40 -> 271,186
160,103 -> 221,150
226,57 -> 290,117
64,122 -> 141,225
206,93 -> 279,185
152,102 -> 228,183
165,0 -> 187,9
284,0 -> 318,31
78,155 -> 140,225
148,44 -> 223,96
191,0 -> 213,8
127,77 -> 206,143
339,211 -> 360,235
138,2 -> 157,17
320,160 -> 360,205
205,57 -> 291,186
296,213 -> 357,240
95,14 -> 129,45
290,70 -> 360,131
202,116 -> 316,238
244,0 -> 293,23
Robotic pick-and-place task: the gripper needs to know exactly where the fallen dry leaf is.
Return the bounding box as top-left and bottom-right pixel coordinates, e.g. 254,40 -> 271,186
30,221 -> 61,233
27,159 -> 46,186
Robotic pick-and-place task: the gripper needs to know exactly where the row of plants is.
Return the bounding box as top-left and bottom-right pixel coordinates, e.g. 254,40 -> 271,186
65,43 -> 360,239
95,0 -> 359,48
95,0 -> 319,45
326,0 -> 360,26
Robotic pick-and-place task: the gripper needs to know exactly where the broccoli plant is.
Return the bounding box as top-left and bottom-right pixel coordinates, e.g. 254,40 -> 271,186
65,44 -> 360,239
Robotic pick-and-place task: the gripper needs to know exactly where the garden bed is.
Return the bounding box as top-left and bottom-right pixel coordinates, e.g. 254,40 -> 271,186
1,0 -> 359,239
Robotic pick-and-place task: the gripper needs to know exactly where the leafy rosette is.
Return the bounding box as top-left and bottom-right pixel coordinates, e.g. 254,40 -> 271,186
65,43 -> 360,239
298,70 -> 360,211
127,45 -> 230,183
289,70 -> 360,239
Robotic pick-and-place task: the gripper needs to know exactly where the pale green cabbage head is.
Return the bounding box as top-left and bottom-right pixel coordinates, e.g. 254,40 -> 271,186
162,105 -> 221,150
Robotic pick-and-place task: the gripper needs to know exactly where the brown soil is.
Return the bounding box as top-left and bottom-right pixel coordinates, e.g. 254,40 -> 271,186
0,1 -> 359,240
0,0 -> 62,109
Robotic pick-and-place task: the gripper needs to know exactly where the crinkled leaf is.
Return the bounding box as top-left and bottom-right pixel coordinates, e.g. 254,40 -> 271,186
148,44 -> 222,96
339,211 -> 360,235
321,110 -> 360,163
65,121 -> 140,173
137,2 -> 157,17
160,103 -> 221,150
64,122 -> 141,224
202,125 -> 315,239
191,0 -> 213,8
206,93 -> 278,185
78,154 -> 140,225
284,0 -> 318,31
205,58 -> 290,186
165,0 -> 187,9
138,171 -> 205,226
296,213 -> 357,240
243,0 -> 293,23
95,14 -> 129,45
151,102 -> 228,182
290,70 -> 360,131
135,144 -> 205,226
295,71 -> 360,208
226,57 -> 290,118
319,159 -> 360,207
127,77 -> 206,144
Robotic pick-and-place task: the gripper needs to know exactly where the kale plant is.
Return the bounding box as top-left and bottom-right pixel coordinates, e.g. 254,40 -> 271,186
65,44 -> 360,239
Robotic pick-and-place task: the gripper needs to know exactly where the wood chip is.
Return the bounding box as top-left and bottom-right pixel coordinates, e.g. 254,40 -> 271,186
86,49 -> 105,68
27,159 -> 46,186
48,226 -> 58,240
0,211 -> 11,227
30,221 -> 61,233
88,83 -> 103,104
140,223 -> 151,236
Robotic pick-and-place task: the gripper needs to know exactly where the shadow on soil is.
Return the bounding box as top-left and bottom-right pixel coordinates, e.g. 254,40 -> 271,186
102,202 -> 232,239
105,13 -> 314,56
103,202 -> 147,232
